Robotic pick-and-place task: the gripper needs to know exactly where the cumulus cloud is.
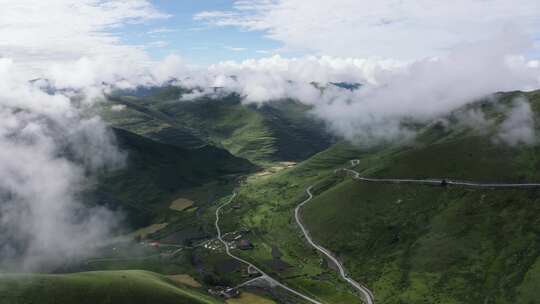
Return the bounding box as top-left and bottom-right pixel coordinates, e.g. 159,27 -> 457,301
0,0 -> 167,76
195,0 -> 540,59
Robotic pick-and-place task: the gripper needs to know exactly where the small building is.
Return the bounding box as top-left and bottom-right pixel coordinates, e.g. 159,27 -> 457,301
237,239 -> 254,250
208,286 -> 240,299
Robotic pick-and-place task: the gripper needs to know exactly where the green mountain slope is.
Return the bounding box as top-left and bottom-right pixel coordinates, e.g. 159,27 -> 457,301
0,270 -> 221,304
101,95 -> 205,149
222,90 -> 540,303
104,88 -> 334,164
90,127 -> 254,228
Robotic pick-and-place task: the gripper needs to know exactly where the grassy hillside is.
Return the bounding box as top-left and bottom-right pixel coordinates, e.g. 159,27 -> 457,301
104,88 -> 334,164
0,270 -> 222,304
101,95 -> 205,149
89,127 -> 254,228
219,90 -> 540,303
57,89 -> 540,303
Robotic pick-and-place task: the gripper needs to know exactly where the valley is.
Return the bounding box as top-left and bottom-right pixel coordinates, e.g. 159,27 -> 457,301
3,88 -> 540,304
3,3 -> 540,304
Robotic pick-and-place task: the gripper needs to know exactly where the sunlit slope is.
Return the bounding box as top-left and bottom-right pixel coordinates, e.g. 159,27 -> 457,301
105,88 -> 334,164
301,90 -> 540,303
102,95 -> 205,149
0,270 -> 221,304
157,96 -> 334,164
230,90 -> 540,303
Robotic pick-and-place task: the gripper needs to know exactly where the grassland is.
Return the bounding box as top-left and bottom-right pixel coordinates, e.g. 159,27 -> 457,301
14,89 -> 540,303
168,274 -> 202,288
206,142 -> 368,303
219,90 -> 540,303
130,223 -> 168,239
0,270 -> 222,304
226,292 -> 276,304
170,198 -> 195,212
105,89 -> 334,164
89,127 -> 254,228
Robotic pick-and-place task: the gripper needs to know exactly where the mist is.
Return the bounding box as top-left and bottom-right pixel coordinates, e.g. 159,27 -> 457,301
0,59 -> 125,272
496,97 -> 538,146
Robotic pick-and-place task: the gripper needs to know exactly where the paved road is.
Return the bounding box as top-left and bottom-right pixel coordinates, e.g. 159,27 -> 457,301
215,193 -> 324,304
341,168 -> 540,188
292,161 -> 540,304
295,187 -> 375,304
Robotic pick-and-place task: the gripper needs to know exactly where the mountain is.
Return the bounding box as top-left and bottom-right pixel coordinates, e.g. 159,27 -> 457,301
88,127 -> 255,228
9,87 -> 540,304
104,86 -> 335,164
0,270 -> 222,304
226,89 -> 540,303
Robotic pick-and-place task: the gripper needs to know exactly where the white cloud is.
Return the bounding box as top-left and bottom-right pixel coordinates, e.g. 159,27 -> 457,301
150,54 -> 195,84
225,46 -> 248,52
0,1 -> 161,270
0,0 -> 167,76
111,104 -> 126,111
165,30 -> 540,144
0,59 -> 125,271
195,0 -> 540,59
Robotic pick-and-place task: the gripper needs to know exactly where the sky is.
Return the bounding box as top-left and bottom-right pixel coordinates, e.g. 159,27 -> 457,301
136,0 -> 540,63
1,0 -> 539,69
139,0 -> 285,64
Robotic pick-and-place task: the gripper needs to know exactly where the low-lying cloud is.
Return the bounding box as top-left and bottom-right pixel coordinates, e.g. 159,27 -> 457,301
168,30 -> 540,144
0,59 -> 125,272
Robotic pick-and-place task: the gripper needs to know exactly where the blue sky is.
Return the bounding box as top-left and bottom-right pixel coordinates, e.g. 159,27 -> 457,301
111,0 -> 540,66
118,0 -> 284,65
1,0 -> 538,71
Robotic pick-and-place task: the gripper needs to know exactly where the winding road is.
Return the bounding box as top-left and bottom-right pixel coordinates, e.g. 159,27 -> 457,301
295,186 -> 375,304
294,161 -> 540,304
215,160 -> 540,304
215,193 -> 324,304
341,167 -> 540,188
